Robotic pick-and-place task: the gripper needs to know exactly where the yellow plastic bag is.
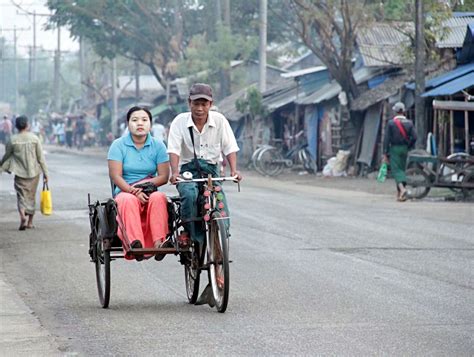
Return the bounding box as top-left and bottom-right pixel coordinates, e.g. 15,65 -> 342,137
40,182 -> 53,216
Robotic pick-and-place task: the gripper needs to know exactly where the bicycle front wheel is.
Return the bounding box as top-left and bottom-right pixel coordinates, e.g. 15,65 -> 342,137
208,212 -> 229,313
95,238 -> 111,308
257,147 -> 284,176
184,240 -> 201,304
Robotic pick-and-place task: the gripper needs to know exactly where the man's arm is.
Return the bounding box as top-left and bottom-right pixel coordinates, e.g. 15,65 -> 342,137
169,153 -> 181,184
226,152 -> 242,181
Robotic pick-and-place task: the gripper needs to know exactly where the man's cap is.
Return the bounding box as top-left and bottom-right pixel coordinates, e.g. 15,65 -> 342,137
189,83 -> 213,101
392,102 -> 405,113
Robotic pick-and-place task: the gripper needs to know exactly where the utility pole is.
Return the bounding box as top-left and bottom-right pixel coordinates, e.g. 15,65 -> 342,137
79,36 -> 86,108
53,26 -> 61,112
111,58 -> 118,137
16,10 -> 50,83
258,0 -> 267,93
1,27 -> 29,113
414,0 -> 426,149
134,60 -> 140,102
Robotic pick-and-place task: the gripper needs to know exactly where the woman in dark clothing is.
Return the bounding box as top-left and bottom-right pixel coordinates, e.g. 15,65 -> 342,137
383,102 -> 417,201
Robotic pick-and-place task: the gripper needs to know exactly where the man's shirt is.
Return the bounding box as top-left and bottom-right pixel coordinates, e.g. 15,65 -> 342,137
107,133 -> 169,189
0,132 -> 48,178
167,111 -> 239,165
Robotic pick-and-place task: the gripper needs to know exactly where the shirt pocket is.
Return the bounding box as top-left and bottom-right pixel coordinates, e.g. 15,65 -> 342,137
206,143 -> 221,160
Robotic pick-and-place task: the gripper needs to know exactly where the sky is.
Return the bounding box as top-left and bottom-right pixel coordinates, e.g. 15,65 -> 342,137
0,0 -> 78,56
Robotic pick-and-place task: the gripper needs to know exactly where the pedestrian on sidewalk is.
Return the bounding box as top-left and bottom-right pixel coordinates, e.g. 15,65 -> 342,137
0,115 -> 49,230
383,102 -> 417,201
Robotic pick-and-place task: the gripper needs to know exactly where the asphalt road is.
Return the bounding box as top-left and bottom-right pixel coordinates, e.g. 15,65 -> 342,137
0,149 -> 473,356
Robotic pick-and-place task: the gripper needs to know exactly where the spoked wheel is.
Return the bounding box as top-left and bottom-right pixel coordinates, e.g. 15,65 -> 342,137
462,171 -> 474,200
185,240 -> 201,304
440,153 -> 471,193
94,216 -> 111,308
208,212 -> 229,313
299,148 -> 317,173
406,167 -> 431,199
257,147 -> 284,176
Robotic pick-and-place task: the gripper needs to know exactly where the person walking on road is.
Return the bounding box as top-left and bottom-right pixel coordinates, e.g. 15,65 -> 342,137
0,115 -> 49,230
1,115 -> 13,145
383,102 -> 417,201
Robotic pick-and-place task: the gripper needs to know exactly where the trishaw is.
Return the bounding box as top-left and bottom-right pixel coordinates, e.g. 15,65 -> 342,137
87,174 -> 239,313
405,153 -> 474,199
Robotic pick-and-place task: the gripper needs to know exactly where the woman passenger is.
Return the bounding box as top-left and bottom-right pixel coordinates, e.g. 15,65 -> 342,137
107,106 -> 169,261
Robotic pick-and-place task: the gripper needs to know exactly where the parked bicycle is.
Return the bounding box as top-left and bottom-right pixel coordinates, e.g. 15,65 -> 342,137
251,131 -> 316,176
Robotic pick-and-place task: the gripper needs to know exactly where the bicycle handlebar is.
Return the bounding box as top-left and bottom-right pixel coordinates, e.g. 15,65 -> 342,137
176,175 -> 239,183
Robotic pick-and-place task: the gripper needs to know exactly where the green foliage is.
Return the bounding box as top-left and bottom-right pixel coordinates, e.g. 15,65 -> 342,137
454,0 -> 474,11
178,24 -> 258,86
47,0 -> 202,84
235,87 -> 266,119
19,81 -> 53,116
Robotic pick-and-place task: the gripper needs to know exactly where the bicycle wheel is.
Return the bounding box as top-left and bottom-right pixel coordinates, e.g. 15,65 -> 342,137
406,167 -> 431,199
299,148 -> 317,173
208,212 -> 229,313
95,237 -> 111,308
462,171 -> 474,200
94,209 -> 111,308
250,146 -> 269,175
439,153 -> 471,192
184,240 -> 201,304
257,147 -> 284,176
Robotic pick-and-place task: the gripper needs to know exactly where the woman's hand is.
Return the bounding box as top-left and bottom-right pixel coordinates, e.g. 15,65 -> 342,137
43,175 -> 48,183
128,185 -> 142,196
135,191 -> 149,204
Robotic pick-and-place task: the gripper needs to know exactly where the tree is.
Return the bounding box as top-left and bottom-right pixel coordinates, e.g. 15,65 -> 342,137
281,0 -> 372,101
177,25 -> 258,99
47,0 -> 199,87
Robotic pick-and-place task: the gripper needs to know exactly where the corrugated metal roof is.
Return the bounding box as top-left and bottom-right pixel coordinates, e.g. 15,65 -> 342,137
421,71 -> 474,97
357,23 -> 413,67
406,62 -> 474,90
437,17 -> 474,48
295,67 -> 383,105
296,81 -> 341,105
281,66 -> 326,78
217,84 -> 256,122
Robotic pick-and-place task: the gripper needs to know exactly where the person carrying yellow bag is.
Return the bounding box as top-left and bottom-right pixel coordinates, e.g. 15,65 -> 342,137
0,115 -> 49,230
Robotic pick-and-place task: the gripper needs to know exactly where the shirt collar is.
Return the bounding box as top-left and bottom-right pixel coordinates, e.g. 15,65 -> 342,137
186,112 -> 217,130
124,132 -> 152,147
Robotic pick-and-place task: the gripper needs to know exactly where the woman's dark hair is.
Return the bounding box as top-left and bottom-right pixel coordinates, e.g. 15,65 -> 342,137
126,106 -> 152,122
15,115 -> 28,131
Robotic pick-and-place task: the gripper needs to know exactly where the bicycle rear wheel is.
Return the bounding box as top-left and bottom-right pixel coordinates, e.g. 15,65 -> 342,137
299,148 -> 317,173
208,212 -> 229,313
95,237 -> 111,308
257,147 -> 284,176
184,240 -> 201,304
406,167 -> 431,199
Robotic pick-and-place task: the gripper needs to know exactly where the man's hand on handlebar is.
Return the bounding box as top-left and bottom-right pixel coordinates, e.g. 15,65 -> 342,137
170,173 -> 180,185
231,170 -> 242,182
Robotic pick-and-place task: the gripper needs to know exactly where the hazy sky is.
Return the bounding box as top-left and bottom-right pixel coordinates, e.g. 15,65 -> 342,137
0,0 -> 78,56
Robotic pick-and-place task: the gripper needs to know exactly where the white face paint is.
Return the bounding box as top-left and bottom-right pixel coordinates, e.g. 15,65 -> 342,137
128,110 -> 151,137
